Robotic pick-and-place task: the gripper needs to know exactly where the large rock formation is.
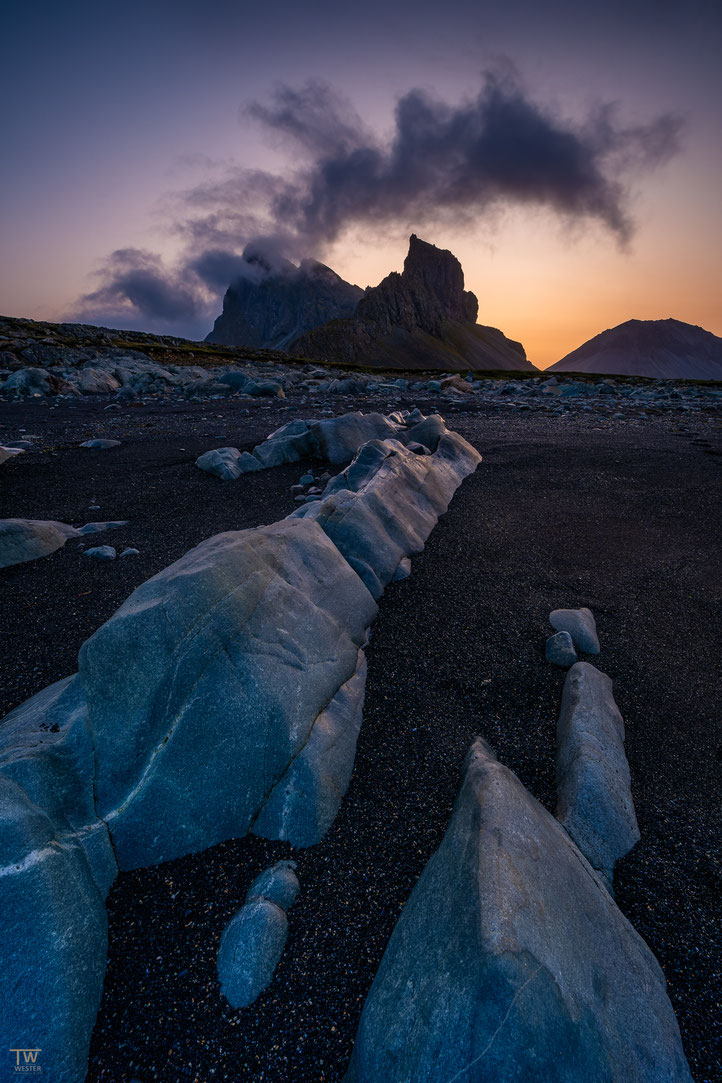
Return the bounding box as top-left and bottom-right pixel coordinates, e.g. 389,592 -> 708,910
291,235 -> 532,371
0,413 -> 481,1080
345,739 -> 692,1083
548,318 -> 722,379
206,249 -> 363,350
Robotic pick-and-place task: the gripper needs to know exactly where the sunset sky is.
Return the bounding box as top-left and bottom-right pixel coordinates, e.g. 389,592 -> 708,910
2,0 -> 720,368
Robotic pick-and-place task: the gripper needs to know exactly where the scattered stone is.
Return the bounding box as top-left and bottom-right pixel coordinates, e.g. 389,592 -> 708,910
80,439 -> 121,449
556,662 -> 640,889
217,898 -> 289,1008
244,379 -> 285,398
119,548 -> 140,558
549,606 -> 600,654
217,860 -> 301,1007
299,473 -> 315,485
84,546 -> 116,561
345,739 -> 692,1083
246,860 -> 300,910
195,447 -> 262,481
545,630 -> 577,667
218,370 -> 249,391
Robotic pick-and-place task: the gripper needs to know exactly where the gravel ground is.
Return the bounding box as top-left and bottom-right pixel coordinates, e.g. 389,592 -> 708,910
1,398 -> 720,1082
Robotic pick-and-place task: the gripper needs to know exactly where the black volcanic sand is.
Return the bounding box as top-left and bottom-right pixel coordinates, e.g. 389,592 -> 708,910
1,400 -> 720,1083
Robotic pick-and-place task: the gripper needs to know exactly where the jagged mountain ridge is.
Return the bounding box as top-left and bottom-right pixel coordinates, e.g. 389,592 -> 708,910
207,235 -> 531,371
549,318 -> 722,379
206,254 -> 363,351
291,235 -> 532,371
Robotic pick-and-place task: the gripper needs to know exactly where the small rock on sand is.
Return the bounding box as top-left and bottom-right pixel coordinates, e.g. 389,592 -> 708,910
550,607 -> 600,654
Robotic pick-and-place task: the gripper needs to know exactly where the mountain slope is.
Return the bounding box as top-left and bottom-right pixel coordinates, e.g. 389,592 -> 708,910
549,319 -> 722,379
290,235 -> 532,372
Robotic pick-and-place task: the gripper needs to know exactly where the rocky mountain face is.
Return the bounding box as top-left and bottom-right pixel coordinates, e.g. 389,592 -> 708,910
206,254 -> 363,350
291,235 -> 531,371
549,318 -> 722,379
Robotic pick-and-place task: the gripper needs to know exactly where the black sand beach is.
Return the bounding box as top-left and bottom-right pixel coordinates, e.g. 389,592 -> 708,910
1,399 -> 720,1082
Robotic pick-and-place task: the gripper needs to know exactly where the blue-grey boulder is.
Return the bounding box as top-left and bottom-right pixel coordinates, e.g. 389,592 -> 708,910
556,662 -> 640,889
545,630 -> 577,668
80,438 -> 121,449
0,677 -> 117,1083
311,412 -> 399,463
84,545 -> 116,561
0,519 -> 78,568
401,414 -> 447,451
195,446 -> 262,480
243,379 -> 285,398
217,898 -> 288,1008
77,517 -> 378,868
294,432 -> 481,599
345,738 -> 692,1083
246,860 -> 300,910
252,419 -> 316,467
550,607 -> 600,654
218,369 -> 250,391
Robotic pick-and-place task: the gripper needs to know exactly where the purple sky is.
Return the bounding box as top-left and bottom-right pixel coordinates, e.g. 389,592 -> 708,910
2,0 -> 720,365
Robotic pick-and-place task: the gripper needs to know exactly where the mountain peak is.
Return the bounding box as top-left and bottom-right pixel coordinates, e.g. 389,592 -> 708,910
548,317 -> 722,378
290,235 -> 529,371
206,256 -> 363,350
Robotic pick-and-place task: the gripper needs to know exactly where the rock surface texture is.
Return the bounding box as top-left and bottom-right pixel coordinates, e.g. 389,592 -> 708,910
0,412 -> 481,1080
556,662 -> 640,889
345,738 -> 692,1083
195,446 -> 262,481
291,235 -> 532,371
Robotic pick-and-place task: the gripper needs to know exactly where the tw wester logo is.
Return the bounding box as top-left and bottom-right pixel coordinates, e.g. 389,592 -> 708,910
9,1048 -> 42,1073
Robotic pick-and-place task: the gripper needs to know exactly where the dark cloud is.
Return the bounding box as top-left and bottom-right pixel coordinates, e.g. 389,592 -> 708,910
73,70 -> 683,335
246,70 -> 682,247
76,248 -> 211,336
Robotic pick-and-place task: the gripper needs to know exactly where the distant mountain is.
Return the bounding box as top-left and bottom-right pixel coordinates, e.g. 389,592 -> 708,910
548,319 -> 722,379
206,253 -> 363,350
291,235 -> 532,371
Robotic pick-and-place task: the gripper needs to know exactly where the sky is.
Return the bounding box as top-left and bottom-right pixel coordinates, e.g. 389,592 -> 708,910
1,0 -> 720,367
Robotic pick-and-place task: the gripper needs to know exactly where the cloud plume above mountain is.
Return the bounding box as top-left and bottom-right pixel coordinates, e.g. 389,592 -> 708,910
74,70 -> 683,334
